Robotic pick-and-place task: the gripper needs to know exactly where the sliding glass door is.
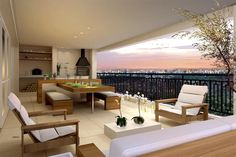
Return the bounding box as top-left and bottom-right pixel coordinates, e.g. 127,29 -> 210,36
0,17 -> 11,127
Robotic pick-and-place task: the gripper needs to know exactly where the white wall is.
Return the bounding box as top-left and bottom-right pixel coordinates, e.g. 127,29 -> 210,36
0,0 -> 19,128
52,48 -> 94,78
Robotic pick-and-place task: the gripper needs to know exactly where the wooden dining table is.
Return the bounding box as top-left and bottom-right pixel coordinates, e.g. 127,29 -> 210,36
57,83 -> 115,112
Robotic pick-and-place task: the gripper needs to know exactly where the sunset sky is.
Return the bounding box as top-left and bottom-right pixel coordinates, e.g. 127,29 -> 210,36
97,34 -> 216,70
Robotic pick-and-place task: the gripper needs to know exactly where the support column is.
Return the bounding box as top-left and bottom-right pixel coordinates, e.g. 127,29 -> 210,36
89,49 -> 97,79
52,47 -> 58,74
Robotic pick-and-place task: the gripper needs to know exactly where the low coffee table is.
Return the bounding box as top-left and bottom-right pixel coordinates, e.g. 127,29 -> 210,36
104,120 -> 161,139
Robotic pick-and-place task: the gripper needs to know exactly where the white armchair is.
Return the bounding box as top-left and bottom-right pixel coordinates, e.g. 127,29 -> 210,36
8,92 -> 80,156
155,84 -> 208,124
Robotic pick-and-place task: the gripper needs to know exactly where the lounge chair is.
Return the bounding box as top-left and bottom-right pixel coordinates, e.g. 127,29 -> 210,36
8,92 -> 80,156
155,84 -> 208,124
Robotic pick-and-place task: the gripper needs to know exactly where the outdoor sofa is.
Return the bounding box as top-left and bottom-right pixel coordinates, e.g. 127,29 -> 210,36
106,116 -> 236,157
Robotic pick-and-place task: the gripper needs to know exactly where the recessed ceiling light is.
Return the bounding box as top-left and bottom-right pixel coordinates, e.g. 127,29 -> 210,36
87,27 -> 91,30
80,32 -> 84,35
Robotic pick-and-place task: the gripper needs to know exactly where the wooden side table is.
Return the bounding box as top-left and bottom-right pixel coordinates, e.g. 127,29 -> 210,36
77,143 -> 105,157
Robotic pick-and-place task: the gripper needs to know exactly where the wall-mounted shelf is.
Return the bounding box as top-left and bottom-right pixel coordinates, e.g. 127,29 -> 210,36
19,51 -> 52,61
20,51 -> 52,54
20,58 -> 52,61
20,75 -> 44,79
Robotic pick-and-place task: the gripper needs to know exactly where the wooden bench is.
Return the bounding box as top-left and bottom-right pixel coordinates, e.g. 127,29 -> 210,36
94,92 -> 121,110
77,143 -> 105,157
45,92 -> 73,114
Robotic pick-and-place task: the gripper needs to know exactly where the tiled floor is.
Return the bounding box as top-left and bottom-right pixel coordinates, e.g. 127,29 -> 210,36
0,93 -> 180,157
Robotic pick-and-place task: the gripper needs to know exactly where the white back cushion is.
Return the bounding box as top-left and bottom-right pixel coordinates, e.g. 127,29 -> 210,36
180,84 -> 208,95
19,105 -> 30,124
27,118 -> 42,141
8,92 -> 21,111
177,93 -> 204,104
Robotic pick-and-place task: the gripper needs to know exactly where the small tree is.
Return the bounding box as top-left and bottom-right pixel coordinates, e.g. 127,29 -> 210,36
173,6 -> 236,91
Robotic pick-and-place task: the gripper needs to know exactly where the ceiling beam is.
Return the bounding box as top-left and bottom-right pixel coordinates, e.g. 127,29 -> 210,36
97,20 -> 193,52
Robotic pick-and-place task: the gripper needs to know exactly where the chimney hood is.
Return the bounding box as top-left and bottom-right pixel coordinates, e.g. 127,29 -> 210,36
76,49 -> 90,66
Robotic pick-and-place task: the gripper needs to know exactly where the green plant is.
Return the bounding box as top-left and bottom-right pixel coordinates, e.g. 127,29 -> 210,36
115,100 -> 127,127
132,93 -> 145,124
56,63 -> 61,70
48,73 -> 52,79
173,3 -> 235,91
56,63 -> 61,75
116,116 -> 127,127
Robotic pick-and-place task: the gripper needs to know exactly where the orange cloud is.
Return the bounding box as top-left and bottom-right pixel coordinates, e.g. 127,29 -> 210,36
97,51 -> 216,70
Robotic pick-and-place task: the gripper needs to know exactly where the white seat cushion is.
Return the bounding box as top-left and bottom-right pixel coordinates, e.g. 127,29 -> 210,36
96,91 -> 119,97
55,126 -> 75,136
161,107 -> 182,115
108,120 -> 230,157
48,152 -> 74,157
39,128 -> 60,142
160,103 -> 196,116
46,92 -> 71,101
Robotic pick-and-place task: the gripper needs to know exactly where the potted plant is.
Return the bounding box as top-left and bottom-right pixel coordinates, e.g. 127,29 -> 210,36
43,74 -> 47,80
132,93 -> 144,124
56,63 -> 61,76
115,100 -> 127,127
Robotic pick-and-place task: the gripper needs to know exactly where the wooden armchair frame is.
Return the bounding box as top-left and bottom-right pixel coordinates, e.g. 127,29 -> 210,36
155,98 -> 208,124
12,108 -> 80,156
